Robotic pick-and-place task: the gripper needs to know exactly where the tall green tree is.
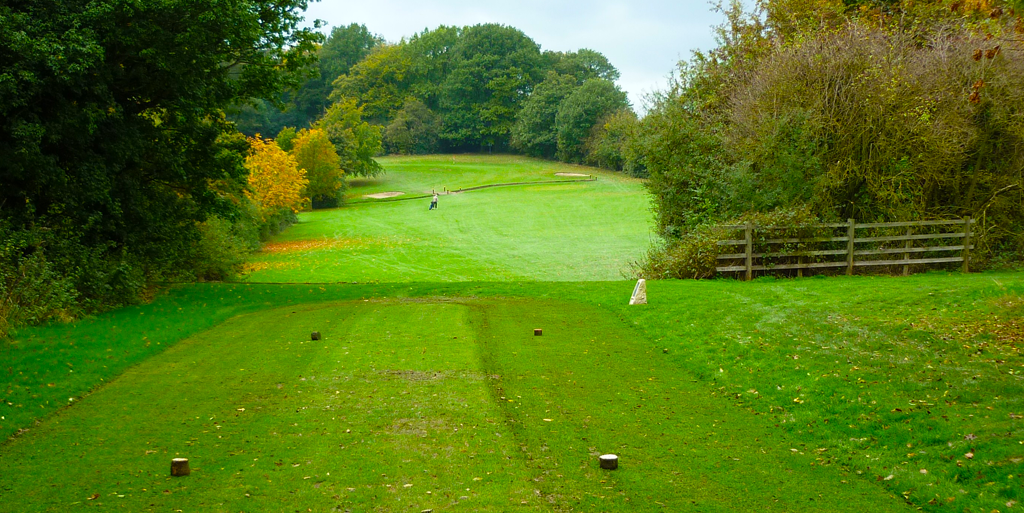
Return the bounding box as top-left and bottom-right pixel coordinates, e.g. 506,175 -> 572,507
332,44 -> 413,124
231,23 -> 383,135
510,72 -> 579,158
0,0 -> 319,309
439,24 -> 545,150
291,128 -> 345,208
554,79 -> 630,162
405,26 -> 462,110
384,99 -> 441,155
545,48 -> 621,83
316,98 -> 384,177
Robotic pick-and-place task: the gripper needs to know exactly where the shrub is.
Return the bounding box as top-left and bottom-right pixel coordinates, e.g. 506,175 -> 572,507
631,225 -> 727,280
0,228 -> 78,338
191,216 -> 255,281
633,207 -> 822,280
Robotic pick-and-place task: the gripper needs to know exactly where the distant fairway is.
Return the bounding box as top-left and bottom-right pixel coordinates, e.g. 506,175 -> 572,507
242,155 -> 653,283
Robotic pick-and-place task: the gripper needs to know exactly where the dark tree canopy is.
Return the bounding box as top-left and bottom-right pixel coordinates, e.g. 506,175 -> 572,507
438,24 -> 545,150
510,72 -> 579,158
554,79 -> 630,163
0,0 -> 320,309
231,23 -> 383,135
243,22 -> 634,166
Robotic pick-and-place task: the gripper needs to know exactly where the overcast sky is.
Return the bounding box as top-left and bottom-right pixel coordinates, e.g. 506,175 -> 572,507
302,0 -> 726,111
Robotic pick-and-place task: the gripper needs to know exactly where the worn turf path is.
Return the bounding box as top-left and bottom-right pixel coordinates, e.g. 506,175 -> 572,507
0,297 -> 905,512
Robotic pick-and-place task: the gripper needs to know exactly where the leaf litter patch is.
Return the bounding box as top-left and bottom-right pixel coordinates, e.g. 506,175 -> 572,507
260,237 -> 392,254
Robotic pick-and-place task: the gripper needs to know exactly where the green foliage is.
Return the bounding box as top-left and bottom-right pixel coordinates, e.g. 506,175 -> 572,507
229,24 -> 383,135
0,228 -> 78,338
275,126 -> 299,152
546,48 -> 621,83
383,99 -> 441,155
554,79 -> 629,163
332,44 -> 413,124
291,128 -> 345,207
582,108 -> 640,173
189,216 -> 258,281
438,24 -> 545,150
316,98 -> 384,177
0,0 -> 320,327
640,0 -> 1024,264
242,23 -> 633,165
631,224 -> 727,280
510,72 -> 578,158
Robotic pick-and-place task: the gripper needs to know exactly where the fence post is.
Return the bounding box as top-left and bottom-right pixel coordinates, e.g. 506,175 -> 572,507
744,221 -> 753,281
962,216 -> 972,273
903,225 -> 912,276
846,218 -> 856,276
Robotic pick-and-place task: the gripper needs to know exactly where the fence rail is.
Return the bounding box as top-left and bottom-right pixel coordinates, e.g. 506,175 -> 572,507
715,218 -> 974,280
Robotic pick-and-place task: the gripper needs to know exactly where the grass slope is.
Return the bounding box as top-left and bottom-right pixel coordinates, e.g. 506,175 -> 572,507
242,155 -> 653,283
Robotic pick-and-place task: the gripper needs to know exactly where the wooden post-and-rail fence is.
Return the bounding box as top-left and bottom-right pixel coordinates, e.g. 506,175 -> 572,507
715,218 -> 975,280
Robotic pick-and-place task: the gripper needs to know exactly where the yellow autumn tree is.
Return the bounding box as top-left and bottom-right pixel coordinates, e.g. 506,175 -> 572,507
244,136 -> 308,219
291,128 -> 344,208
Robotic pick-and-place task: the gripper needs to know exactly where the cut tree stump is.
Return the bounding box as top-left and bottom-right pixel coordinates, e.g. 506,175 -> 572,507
311,332 -> 321,341
171,458 -> 190,476
599,454 -> 618,470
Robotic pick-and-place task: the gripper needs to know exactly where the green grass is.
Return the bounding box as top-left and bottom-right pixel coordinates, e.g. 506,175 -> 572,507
242,155 -> 653,283
345,154 -> 601,202
3,154 -> 1024,512
2,291 -> 907,511
3,273 -> 1023,511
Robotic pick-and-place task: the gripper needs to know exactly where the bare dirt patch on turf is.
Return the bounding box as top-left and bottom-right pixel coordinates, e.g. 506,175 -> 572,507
364,191 -> 405,199
555,172 -> 590,177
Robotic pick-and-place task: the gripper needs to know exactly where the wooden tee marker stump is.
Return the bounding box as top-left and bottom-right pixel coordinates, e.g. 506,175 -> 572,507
534,328 -> 542,336
171,458 -> 190,476
311,331 -> 321,341
599,454 -> 619,470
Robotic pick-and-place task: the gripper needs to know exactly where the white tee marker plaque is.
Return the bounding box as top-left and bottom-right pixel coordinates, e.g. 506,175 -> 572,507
629,279 -> 647,305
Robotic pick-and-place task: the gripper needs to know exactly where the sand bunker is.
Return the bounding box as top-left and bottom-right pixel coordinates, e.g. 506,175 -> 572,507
555,172 -> 590,177
364,191 -> 405,199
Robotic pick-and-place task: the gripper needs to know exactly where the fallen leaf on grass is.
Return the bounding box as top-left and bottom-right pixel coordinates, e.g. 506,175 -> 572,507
87,494 -> 99,500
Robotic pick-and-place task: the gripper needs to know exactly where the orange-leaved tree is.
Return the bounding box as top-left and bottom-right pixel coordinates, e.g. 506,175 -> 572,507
291,128 -> 344,207
244,136 -> 308,219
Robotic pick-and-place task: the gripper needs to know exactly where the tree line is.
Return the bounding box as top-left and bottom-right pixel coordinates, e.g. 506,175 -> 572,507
633,0 -> 1024,277
0,0 -> 321,336
232,23 -> 642,175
